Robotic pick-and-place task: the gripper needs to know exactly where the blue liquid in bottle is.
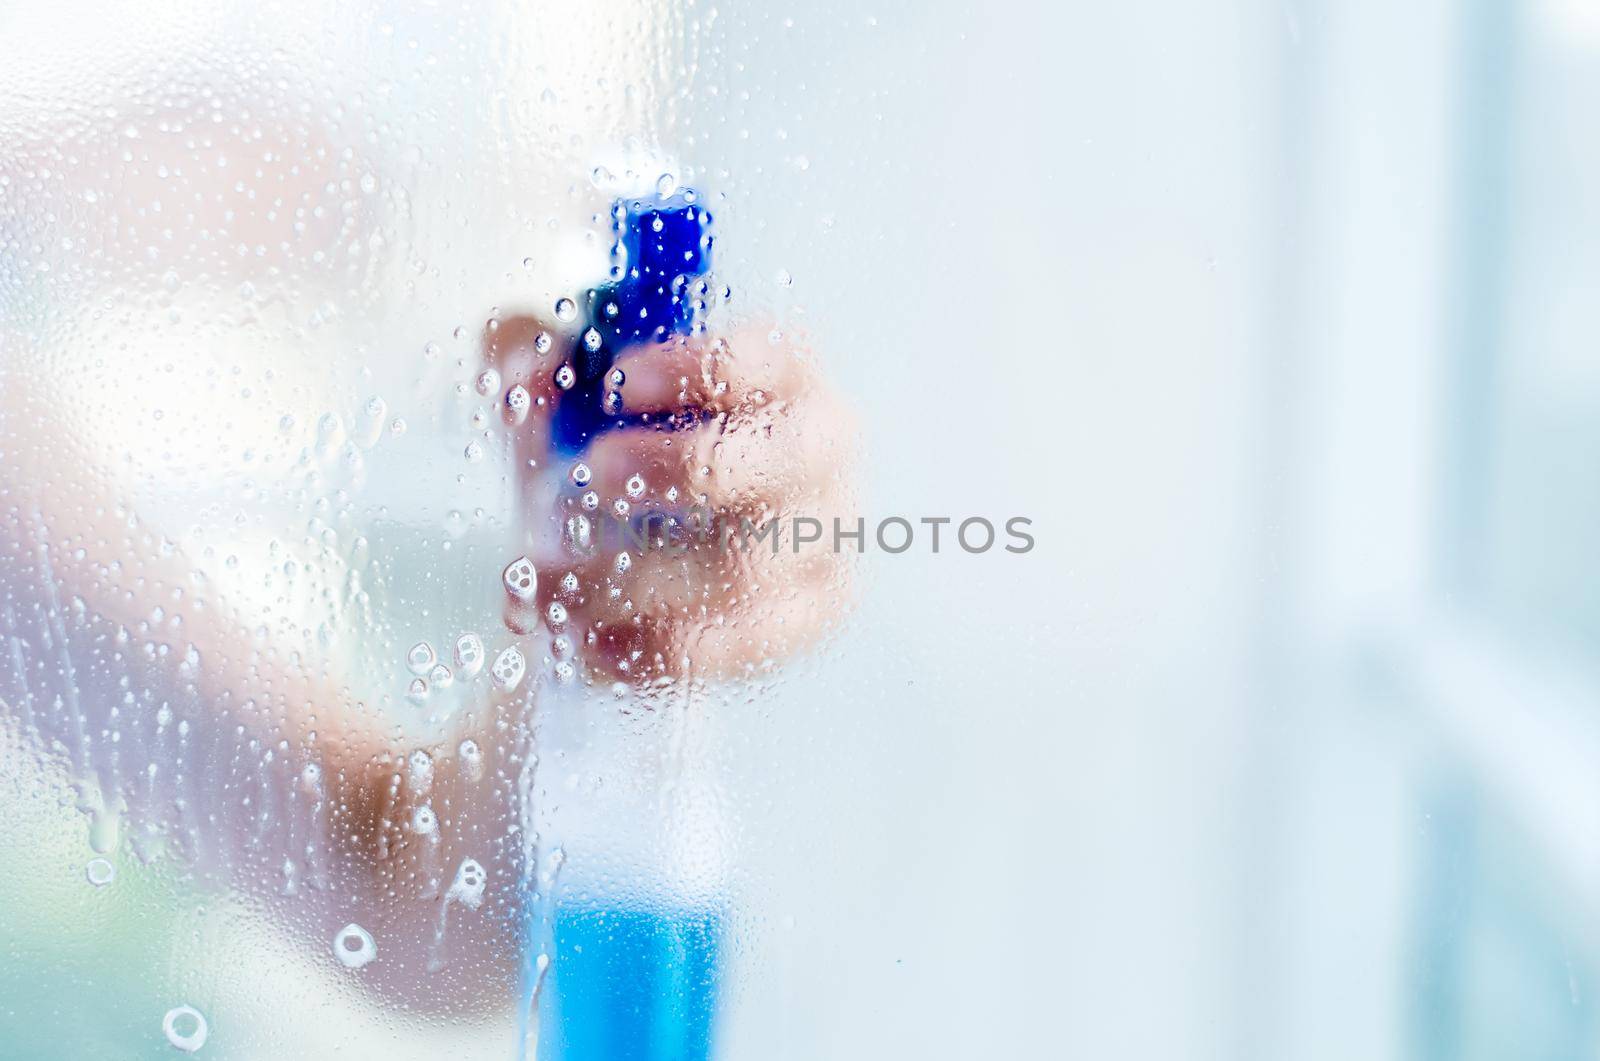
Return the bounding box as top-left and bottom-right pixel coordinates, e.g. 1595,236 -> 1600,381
536,906 -> 723,1061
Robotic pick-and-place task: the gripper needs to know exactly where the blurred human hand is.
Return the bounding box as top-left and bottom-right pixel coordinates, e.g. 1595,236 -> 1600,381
484,316 -> 860,684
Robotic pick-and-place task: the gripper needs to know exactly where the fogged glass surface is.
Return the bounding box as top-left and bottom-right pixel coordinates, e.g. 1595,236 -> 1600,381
5,2 -> 1598,1060
0,2 -> 884,1056
0,2 -> 1030,1057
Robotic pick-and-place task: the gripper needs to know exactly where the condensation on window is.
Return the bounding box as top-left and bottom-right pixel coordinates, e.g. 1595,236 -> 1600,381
0,2 -> 867,1057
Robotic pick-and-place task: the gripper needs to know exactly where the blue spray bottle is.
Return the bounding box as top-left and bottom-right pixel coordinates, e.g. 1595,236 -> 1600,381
550,192 -> 714,457
528,191 -> 725,1061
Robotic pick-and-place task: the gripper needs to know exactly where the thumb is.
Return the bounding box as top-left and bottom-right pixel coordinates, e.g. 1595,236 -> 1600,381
480,313 -> 564,446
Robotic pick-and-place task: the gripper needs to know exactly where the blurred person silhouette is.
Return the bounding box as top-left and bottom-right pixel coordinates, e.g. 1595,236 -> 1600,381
2,150 -> 855,1031
3,290 -> 857,1013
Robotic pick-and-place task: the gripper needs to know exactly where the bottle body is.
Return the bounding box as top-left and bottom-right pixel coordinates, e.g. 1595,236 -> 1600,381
526,686 -> 729,1061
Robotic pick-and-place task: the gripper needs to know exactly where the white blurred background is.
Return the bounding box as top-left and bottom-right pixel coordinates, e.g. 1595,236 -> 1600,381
4,0 -> 1599,1058
738,1 -> 1600,1057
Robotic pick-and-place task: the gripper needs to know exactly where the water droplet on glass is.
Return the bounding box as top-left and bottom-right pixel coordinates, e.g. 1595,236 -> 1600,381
335,924 -> 377,969
446,857 -> 487,909
409,751 -> 434,790
564,515 -> 594,555
505,384 -> 531,424
454,633 -> 485,676
406,642 -> 436,674
163,1006 -> 208,1053
458,739 -> 485,782
554,298 -> 577,322
503,556 -> 538,602
491,646 -> 527,691
85,858 -> 115,887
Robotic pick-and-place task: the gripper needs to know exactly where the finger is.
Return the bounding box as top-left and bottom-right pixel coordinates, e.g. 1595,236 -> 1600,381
575,422 -> 709,506
699,385 -> 858,509
581,383 -> 855,513
481,315 -> 563,407
481,314 -> 568,466
572,541 -> 855,681
613,326 -> 814,416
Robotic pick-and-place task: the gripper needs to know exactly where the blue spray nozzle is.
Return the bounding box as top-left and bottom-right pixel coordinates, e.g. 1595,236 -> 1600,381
551,191 -> 714,456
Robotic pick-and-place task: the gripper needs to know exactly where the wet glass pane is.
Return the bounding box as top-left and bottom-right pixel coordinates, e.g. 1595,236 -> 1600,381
4,2 -> 1598,1060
